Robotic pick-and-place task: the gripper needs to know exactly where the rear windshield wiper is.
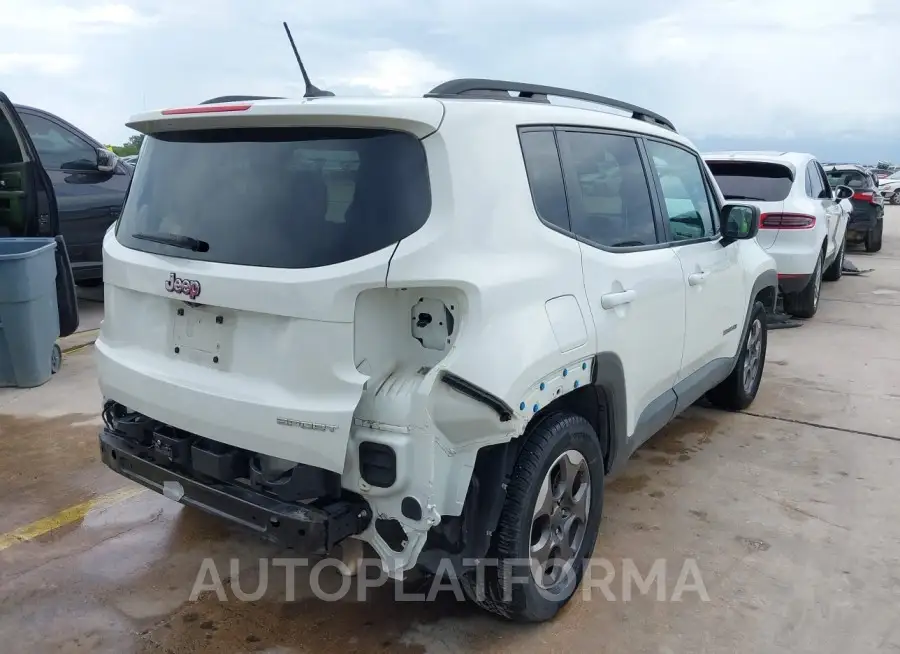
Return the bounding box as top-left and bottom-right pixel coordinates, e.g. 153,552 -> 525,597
132,231 -> 210,252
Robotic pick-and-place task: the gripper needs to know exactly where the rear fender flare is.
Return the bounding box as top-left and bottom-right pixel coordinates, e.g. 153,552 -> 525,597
732,269 -> 777,368
592,351 -> 629,475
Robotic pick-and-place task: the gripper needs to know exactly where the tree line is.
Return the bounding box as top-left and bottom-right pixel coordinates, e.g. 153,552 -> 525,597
105,134 -> 144,157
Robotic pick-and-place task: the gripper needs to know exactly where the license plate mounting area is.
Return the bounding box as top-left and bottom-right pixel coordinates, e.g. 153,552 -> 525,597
172,305 -> 230,366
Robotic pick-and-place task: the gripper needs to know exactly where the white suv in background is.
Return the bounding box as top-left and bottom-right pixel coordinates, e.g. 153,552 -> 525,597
878,169 -> 900,204
704,152 -> 853,319
96,79 -> 777,622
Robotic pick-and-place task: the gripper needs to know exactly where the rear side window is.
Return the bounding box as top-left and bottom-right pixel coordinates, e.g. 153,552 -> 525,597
116,127 -> 431,269
826,168 -> 871,189
557,131 -> 658,248
706,161 -> 794,202
519,130 -> 570,231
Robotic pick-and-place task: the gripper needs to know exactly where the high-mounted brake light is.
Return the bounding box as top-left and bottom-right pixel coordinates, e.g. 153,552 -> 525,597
161,103 -> 253,115
759,212 -> 816,229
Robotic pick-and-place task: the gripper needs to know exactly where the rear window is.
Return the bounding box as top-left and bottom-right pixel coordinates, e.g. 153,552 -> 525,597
826,169 -> 871,189
116,127 -> 431,269
705,161 -> 794,202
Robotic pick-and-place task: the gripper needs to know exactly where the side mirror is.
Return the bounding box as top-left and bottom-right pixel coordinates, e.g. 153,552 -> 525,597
96,148 -> 119,173
833,184 -> 854,200
721,203 -> 760,242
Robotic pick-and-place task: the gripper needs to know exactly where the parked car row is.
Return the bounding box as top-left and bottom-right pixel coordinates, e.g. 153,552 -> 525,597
703,152 -> 860,319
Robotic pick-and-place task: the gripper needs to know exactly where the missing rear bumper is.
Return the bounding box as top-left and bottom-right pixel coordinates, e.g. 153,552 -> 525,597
99,427 -> 371,553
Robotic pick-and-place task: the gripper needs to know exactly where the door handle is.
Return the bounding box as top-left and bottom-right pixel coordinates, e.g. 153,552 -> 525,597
688,271 -> 708,286
600,289 -> 636,310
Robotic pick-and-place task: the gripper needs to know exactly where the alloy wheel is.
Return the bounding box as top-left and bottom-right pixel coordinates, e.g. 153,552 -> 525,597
530,450 -> 591,589
812,255 -> 822,309
742,318 -> 763,394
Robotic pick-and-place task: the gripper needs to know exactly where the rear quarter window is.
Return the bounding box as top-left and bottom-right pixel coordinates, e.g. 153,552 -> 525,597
116,127 -> 431,269
705,161 -> 794,202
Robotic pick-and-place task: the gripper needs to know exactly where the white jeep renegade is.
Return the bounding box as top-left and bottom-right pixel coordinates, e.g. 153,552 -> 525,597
96,79 -> 777,622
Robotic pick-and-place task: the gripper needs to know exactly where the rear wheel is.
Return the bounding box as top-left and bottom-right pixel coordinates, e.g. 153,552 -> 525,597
462,412 -> 604,622
891,191 -> 900,205
823,237 -> 845,282
706,301 -> 767,411
865,220 -> 883,253
783,251 -> 823,319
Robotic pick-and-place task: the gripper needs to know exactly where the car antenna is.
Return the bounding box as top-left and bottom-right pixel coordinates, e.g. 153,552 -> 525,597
283,21 -> 334,98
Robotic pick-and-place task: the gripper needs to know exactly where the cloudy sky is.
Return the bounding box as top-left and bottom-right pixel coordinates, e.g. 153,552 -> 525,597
2,0 -> 898,162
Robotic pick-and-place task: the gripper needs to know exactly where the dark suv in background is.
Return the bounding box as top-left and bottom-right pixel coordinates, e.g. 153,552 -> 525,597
12,104 -> 131,285
824,163 -> 884,253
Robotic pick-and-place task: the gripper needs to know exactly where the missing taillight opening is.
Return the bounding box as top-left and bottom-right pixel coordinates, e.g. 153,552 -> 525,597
759,212 -> 816,229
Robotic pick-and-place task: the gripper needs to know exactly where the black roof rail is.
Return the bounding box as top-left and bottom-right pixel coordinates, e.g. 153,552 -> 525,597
199,95 -> 285,104
425,78 -> 676,132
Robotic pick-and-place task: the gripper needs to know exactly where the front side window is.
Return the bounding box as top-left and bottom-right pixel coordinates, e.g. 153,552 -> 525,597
814,161 -> 833,196
806,161 -> 825,198
557,130 -> 658,248
645,140 -> 714,241
116,127 -> 431,269
19,112 -> 96,171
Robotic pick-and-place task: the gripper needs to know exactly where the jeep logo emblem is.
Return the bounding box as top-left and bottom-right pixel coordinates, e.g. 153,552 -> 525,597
165,272 -> 201,299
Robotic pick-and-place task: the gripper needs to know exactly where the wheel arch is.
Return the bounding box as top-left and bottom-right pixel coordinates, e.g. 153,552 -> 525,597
432,352 -> 626,568
736,269 -> 777,367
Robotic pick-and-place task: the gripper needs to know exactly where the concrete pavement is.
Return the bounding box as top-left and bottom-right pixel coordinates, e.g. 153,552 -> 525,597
1,209 -> 899,653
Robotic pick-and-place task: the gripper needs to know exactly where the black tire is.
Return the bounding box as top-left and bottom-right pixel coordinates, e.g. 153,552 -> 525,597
706,301 -> 767,411
783,250 -> 823,319
823,237 -> 845,282
865,220 -> 883,253
462,412 -> 604,622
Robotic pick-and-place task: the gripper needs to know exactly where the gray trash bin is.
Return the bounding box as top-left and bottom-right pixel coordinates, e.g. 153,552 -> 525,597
0,238 -> 60,388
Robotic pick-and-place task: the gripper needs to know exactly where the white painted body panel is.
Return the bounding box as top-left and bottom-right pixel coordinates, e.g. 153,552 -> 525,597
579,246 -> 685,439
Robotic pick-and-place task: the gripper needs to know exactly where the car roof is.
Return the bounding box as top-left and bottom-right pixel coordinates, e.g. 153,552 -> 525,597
822,163 -> 869,173
128,79 -> 697,150
129,96 -> 697,147
701,151 -> 814,169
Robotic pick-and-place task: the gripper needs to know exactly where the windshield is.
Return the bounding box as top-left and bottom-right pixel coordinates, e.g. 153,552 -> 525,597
888,170 -> 900,180
826,169 -> 870,189
116,127 -> 431,269
705,161 -> 794,202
